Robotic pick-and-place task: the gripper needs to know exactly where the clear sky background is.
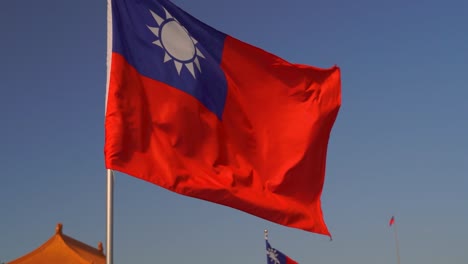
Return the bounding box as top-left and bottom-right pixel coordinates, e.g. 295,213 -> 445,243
1,0 -> 467,263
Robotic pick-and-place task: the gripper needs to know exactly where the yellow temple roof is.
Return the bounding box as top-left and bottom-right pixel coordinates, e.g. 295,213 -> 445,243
8,223 -> 105,264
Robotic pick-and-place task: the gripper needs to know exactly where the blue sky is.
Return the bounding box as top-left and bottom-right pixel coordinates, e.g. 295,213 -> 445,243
1,0 -> 467,263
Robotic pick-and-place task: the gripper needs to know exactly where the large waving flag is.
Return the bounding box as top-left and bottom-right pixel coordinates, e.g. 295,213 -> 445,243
266,240 -> 298,264
105,0 -> 341,236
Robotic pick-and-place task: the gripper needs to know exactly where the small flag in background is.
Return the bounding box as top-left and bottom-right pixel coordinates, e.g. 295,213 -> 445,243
266,240 -> 298,264
389,216 -> 395,226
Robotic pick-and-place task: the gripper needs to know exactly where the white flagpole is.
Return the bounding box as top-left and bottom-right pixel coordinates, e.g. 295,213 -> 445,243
105,0 -> 114,263
106,169 -> 114,264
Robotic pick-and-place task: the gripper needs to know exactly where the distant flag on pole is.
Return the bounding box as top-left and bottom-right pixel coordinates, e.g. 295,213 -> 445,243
265,230 -> 298,264
389,216 -> 401,264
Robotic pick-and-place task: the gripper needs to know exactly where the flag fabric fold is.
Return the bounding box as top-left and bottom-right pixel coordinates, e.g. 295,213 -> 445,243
266,240 -> 298,264
105,0 -> 341,236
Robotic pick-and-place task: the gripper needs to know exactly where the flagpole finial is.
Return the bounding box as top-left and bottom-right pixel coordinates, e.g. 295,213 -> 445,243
264,229 -> 268,240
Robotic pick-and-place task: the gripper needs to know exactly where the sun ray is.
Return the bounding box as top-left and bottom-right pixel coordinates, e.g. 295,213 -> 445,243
163,53 -> 172,62
174,61 -> 183,75
194,57 -> 201,72
196,47 -> 205,58
147,26 -> 159,37
152,40 -> 162,48
191,37 -> 198,45
149,10 -> 164,26
163,8 -> 173,20
186,62 -> 196,78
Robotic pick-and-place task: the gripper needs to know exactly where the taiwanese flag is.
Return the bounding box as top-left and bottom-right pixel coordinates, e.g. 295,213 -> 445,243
389,216 -> 395,226
266,241 -> 298,264
105,0 -> 341,236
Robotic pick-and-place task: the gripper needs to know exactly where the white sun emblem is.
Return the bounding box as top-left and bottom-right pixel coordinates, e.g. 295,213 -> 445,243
147,8 -> 205,79
267,248 -> 280,264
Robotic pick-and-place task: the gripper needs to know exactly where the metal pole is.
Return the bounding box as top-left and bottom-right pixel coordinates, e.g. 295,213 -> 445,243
106,169 -> 114,264
105,0 -> 113,262
393,222 -> 401,264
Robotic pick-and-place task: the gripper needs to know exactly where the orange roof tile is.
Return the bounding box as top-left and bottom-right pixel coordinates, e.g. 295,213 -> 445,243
8,223 -> 105,264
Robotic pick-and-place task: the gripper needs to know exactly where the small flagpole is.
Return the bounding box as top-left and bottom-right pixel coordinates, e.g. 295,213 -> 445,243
392,220 -> 401,264
264,229 -> 268,241
106,169 -> 114,264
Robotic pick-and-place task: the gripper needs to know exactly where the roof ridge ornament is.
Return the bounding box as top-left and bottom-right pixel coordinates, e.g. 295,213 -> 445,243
98,242 -> 104,254
55,223 -> 63,235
